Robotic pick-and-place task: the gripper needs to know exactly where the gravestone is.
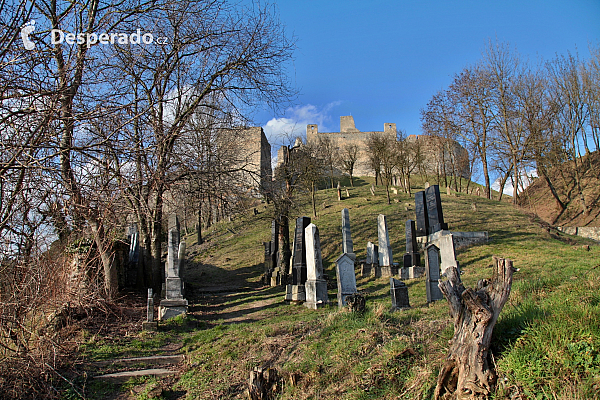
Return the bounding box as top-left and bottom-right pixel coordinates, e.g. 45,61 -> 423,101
390,278 -> 410,310
425,185 -> 448,234
415,191 -> 429,237
424,181 -> 430,189
286,217 -> 311,302
159,214 -> 188,320
263,241 -> 272,282
337,182 -> 342,201
425,244 -> 444,302
341,208 -> 355,260
304,223 -> 328,309
402,219 -> 424,279
370,184 -> 376,196
269,220 -> 280,286
438,232 -> 458,275
377,214 -> 393,276
471,203 -> 478,212
345,187 -> 350,198
336,253 -> 357,307
143,288 -> 157,331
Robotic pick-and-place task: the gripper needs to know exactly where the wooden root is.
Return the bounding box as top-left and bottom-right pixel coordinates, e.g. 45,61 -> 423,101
434,256 -> 516,400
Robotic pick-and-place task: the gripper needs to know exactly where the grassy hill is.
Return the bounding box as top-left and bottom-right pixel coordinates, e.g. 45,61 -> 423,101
519,151 -> 600,227
79,178 -> 600,400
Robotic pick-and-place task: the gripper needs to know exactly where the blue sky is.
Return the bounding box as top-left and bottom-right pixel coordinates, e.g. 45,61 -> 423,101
256,0 -> 600,147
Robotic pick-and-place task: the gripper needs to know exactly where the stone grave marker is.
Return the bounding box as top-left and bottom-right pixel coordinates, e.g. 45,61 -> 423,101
304,223 -> 328,309
415,190 -> 429,237
336,253 -> 357,307
286,217 -> 311,302
424,181 -> 430,189
390,278 -> 410,310
378,214 -> 394,276
143,288 -> 157,330
269,220 -> 280,286
402,219 -> 424,279
159,214 -> 188,320
341,208 -> 355,260
425,185 -> 448,234
337,182 -> 342,201
370,184 -> 376,196
425,244 -> 444,302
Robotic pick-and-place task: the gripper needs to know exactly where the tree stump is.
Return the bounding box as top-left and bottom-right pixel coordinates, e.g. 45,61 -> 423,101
247,367 -> 279,400
434,257 -> 516,400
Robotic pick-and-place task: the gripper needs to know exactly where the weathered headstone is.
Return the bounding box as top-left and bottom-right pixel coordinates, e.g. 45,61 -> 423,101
345,187 -> 350,198
390,278 -> 410,310
269,220 -> 280,286
285,217 -> 311,302
391,187 -> 398,195
361,241 -> 375,277
425,244 -> 444,302
304,223 -> 328,309
337,182 -> 342,201
415,191 -> 429,237
341,208 -> 355,260
263,241 -> 272,279
372,244 -> 381,278
142,288 -> 157,330
438,232 -> 458,275
425,185 -> 448,234
378,214 -> 393,276
159,214 -> 188,320
424,181 -> 430,189
402,219 -> 424,279
370,184 -> 376,196
336,253 -> 357,307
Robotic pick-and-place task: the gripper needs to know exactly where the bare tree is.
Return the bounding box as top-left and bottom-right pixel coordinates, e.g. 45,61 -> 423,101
338,143 -> 359,187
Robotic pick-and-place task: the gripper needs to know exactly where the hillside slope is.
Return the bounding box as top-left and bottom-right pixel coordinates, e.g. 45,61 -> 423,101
81,178 -> 600,400
519,151 -> 600,227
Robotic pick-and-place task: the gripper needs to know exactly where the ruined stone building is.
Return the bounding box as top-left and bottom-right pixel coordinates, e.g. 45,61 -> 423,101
304,116 -> 470,179
237,126 -> 272,194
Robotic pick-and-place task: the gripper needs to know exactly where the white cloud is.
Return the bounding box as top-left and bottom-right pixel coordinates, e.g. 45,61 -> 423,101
262,102 -> 341,146
492,169 -> 538,195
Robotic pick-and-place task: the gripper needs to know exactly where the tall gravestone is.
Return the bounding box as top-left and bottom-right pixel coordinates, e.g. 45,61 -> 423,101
362,241 -> 375,277
304,223 -> 328,309
263,241 -> 272,282
286,217 -> 311,302
336,253 -> 357,307
425,244 -> 444,302
425,185 -> 448,234
390,278 -> 410,310
341,208 -> 355,260
402,220 -> 424,279
415,191 -> 429,237
269,220 -> 280,286
377,214 -> 393,276
159,214 -> 188,320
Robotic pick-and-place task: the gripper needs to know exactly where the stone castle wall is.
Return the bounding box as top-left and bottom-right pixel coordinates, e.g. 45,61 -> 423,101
305,116 -> 470,179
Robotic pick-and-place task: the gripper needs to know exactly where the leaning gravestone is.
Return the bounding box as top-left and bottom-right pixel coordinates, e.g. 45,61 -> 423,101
304,223 -> 328,309
425,244 -> 444,303
336,253 -> 357,307
341,208 -> 355,260
390,278 -> 410,310
159,214 -> 188,320
415,190 -> 429,237
425,185 -> 448,234
285,217 -> 311,302
377,214 -> 394,276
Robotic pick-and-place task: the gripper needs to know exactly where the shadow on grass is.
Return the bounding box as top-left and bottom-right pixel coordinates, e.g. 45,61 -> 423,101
491,301 -> 549,355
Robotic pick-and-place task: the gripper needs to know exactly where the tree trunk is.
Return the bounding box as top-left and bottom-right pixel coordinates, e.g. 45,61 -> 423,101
435,257 -> 516,400
89,219 -> 118,300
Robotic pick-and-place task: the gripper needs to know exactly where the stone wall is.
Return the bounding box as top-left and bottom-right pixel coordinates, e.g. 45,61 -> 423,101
557,226 -> 600,242
239,126 -> 272,193
306,116 -> 470,179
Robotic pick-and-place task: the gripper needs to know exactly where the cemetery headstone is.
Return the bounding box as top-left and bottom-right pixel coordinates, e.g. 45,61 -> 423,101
425,185 -> 448,234
345,187 -> 350,198
341,208 -> 355,260
425,244 -> 444,302
143,288 -> 157,331
304,223 -> 328,309
424,181 -> 430,189
390,278 -> 410,310
336,253 -> 357,307
269,220 -> 280,286
370,184 -> 376,196
159,215 -> 188,320
285,217 -> 311,302
402,219 -> 424,279
378,214 -> 393,276
415,191 -> 429,237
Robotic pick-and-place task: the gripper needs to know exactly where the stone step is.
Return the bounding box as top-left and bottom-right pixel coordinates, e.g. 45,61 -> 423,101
91,354 -> 184,368
94,368 -> 175,382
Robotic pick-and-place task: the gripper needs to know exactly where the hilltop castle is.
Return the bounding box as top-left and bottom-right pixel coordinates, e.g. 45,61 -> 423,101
304,116 -> 470,179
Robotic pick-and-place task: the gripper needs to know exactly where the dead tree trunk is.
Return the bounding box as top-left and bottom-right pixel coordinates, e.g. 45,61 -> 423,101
435,257 -> 516,400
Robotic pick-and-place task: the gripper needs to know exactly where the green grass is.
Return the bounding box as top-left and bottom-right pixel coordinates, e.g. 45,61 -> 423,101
77,178 -> 600,399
